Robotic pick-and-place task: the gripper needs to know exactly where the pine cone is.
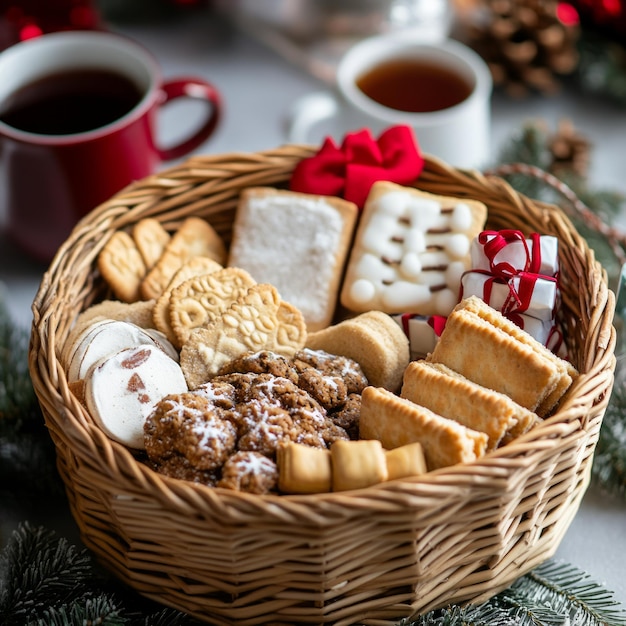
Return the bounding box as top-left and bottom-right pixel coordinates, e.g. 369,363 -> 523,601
467,0 -> 580,96
548,119 -> 590,178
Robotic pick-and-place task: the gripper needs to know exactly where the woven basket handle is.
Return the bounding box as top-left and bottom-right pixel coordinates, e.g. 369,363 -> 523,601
487,162 -> 626,266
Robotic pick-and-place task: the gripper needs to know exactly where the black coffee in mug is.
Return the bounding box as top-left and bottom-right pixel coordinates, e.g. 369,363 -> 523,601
0,68 -> 143,135
356,58 -> 473,113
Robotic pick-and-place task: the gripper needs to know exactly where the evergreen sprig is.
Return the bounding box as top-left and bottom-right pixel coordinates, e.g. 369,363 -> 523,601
0,289 -> 63,504
493,121 -> 626,286
407,560 -> 626,626
0,523 -> 198,626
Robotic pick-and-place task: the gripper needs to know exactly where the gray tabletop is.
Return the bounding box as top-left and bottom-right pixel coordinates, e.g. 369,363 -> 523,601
1,7 -> 625,609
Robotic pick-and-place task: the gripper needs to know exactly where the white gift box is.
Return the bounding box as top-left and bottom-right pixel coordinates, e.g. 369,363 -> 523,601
471,231 -> 559,277
461,270 -> 558,322
393,314 -> 442,360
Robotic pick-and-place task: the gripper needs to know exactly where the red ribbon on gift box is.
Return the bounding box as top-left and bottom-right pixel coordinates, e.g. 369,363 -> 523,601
463,269 -> 558,322
478,229 -> 543,277
289,125 -> 424,209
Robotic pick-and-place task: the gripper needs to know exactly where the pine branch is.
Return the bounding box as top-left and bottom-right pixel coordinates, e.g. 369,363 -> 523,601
523,560 -> 626,626
0,290 -> 64,503
0,523 -> 199,625
492,121 -> 626,286
404,560 -> 626,626
0,523 -> 96,626
27,595 -> 127,626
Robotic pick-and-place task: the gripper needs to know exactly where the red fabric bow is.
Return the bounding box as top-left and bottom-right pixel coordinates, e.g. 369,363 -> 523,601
289,125 -> 424,209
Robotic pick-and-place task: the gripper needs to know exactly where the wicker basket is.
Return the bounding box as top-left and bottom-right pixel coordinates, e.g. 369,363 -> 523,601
29,146 -> 616,626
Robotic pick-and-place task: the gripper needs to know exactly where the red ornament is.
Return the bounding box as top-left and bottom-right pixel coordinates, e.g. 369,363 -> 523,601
0,1 -> 101,50
566,0 -> 626,38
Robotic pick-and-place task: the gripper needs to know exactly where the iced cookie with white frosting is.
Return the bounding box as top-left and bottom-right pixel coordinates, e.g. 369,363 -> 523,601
85,343 -> 188,449
65,318 -> 178,384
340,181 -> 487,316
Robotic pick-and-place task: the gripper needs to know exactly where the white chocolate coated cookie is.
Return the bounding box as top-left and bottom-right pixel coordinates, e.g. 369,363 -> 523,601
85,344 -> 188,449
65,319 -> 178,383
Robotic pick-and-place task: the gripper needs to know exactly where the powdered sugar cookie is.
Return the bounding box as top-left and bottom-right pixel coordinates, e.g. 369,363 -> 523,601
85,344 -> 188,449
228,187 -> 358,331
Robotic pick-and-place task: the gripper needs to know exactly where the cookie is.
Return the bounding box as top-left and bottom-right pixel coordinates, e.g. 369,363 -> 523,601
132,218 -> 171,270
97,230 -> 146,303
228,187 -> 359,331
65,319 -> 178,384
63,299 -> 157,366
169,267 -> 256,348
359,386 -> 488,471
305,310 -> 410,392
152,256 -> 224,345
385,442 -> 427,481
217,451 -> 278,494
331,439 -> 388,492
140,217 -> 227,300
428,296 -> 576,416
84,344 -> 188,449
401,360 -> 538,449
144,391 -> 237,471
277,442 -> 332,494
179,283 -> 306,388
340,181 -> 487,316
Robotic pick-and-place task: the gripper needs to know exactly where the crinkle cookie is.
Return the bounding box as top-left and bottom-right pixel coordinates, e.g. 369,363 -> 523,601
217,451 -> 278,494
293,348 -> 369,395
218,350 -> 300,384
144,392 -> 237,472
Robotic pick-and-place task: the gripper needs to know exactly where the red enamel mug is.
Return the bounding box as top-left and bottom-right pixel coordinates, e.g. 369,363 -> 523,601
0,30 -> 222,262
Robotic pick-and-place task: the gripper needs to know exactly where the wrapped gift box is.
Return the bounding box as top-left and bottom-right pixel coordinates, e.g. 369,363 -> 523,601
460,270 -> 558,322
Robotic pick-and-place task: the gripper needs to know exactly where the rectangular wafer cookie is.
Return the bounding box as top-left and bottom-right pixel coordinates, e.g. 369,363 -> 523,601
401,360 -> 538,449
428,296 -> 575,416
456,295 -> 577,416
359,386 -> 488,471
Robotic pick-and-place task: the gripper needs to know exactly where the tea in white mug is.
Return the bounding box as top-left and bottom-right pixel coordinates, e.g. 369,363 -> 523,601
355,58 -> 473,113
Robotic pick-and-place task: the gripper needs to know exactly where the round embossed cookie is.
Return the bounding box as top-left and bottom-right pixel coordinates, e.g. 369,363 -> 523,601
85,344 -> 188,449
152,256 -> 224,344
169,267 -> 256,348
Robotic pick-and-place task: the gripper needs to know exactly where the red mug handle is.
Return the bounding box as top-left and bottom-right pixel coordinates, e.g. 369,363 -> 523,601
155,77 -> 222,161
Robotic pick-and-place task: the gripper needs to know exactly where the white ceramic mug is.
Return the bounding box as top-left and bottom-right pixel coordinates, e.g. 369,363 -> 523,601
287,34 -> 492,170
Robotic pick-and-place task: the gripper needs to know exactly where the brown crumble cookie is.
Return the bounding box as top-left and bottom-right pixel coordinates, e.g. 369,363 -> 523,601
329,393 -> 362,439
146,457 -> 220,486
218,350 -> 300,384
293,348 -> 368,395
224,373 -> 349,453
144,392 -> 237,472
144,350 -> 366,492
217,451 -> 278,494
217,349 -> 367,435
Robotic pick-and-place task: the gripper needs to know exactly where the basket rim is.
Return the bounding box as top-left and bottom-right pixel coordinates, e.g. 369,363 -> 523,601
29,146 -> 617,513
